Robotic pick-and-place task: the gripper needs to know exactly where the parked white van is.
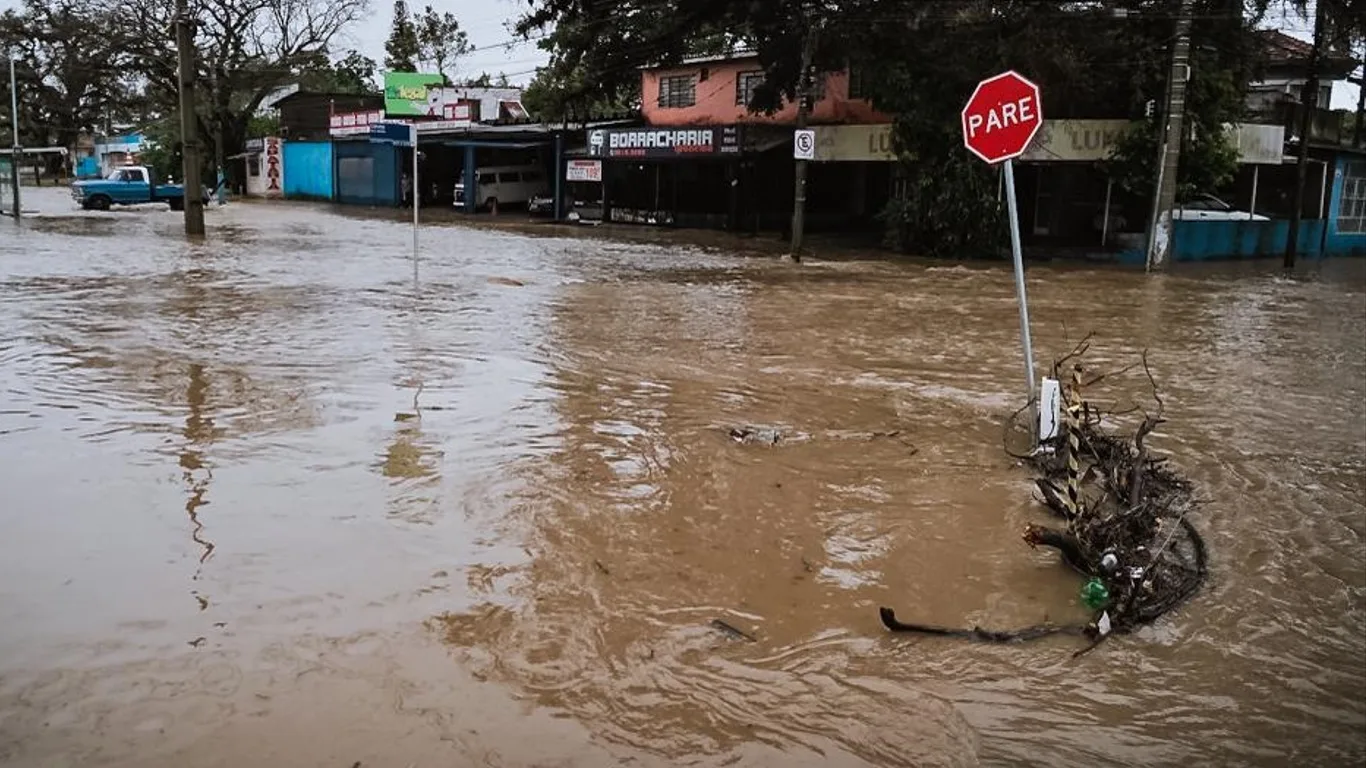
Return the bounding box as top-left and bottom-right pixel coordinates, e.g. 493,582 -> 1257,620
453,165 -> 548,210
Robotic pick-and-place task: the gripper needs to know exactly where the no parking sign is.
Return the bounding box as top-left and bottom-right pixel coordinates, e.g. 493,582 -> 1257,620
793,129 -> 816,160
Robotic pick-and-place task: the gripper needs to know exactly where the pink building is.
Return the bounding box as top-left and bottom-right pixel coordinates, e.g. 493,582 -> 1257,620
640,53 -> 888,127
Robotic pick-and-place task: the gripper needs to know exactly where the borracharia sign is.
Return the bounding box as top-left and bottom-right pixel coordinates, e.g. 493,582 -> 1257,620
588,126 -> 743,158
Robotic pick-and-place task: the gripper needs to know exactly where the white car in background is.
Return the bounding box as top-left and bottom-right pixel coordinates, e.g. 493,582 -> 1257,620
454,165 -> 547,211
1173,193 -> 1269,221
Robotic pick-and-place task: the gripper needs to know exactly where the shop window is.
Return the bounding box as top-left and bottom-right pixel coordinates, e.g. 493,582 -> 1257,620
736,71 -> 764,107
658,74 -> 697,109
1340,162 -> 1366,234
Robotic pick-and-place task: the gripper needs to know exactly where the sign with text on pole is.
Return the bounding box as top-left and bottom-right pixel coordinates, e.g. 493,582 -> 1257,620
369,121 -> 420,272
961,70 -> 1043,444
793,129 -> 816,160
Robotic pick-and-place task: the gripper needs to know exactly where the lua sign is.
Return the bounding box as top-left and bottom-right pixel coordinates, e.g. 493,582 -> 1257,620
1017,120 -> 1285,164
1021,119 -> 1129,162
811,124 -> 895,162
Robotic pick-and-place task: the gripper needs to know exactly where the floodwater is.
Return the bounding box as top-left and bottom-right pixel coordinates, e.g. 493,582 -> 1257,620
1,188 -> 1363,767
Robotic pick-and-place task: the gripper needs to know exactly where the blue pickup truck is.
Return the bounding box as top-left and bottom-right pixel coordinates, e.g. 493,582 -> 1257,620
71,166 -> 208,211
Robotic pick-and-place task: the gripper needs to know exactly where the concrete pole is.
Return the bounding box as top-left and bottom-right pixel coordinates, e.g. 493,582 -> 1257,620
1285,0 -> 1325,268
1249,165 -> 1258,220
175,0 -> 205,236
788,25 -> 817,262
9,52 -> 21,219
1145,0 -> 1194,271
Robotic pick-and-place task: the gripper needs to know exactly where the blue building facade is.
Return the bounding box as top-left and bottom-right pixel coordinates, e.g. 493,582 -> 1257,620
1117,147 -> 1366,263
333,140 -> 400,207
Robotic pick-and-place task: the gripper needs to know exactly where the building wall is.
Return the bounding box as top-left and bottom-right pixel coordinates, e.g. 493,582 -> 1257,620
281,141 -> 333,200
279,93 -> 385,141
1167,219 -> 1327,261
245,151 -> 266,196
428,87 -> 527,121
641,59 -> 887,127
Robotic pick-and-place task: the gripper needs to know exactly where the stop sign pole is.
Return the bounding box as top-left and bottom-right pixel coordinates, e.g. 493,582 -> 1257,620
962,70 -> 1043,421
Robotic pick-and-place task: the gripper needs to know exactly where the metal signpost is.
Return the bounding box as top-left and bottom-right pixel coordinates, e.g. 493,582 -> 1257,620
411,123 -> 418,264
370,121 -> 420,275
8,52 -> 20,220
961,70 -> 1044,430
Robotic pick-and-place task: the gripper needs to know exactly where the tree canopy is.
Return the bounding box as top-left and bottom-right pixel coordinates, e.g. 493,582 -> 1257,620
1,0 -> 369,176
385,0 -> 420,72
416,5 -> 472,79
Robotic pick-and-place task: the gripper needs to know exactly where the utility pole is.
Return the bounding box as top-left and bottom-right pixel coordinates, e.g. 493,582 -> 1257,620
1285,0 -> 1326,268
788,23 -> 818,262
8,51 -> 21,219
1355,61 -> 1364,148
1145,0 -> 1194,271
175,0 -> 205,236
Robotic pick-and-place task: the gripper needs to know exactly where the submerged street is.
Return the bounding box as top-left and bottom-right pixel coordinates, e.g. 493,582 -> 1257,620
1,190 -> 1363,766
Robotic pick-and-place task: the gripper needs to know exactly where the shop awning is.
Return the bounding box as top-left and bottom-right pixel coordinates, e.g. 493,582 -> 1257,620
437,140 -> 551,149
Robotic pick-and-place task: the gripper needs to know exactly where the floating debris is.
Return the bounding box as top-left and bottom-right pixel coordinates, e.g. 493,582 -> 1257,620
880,340 -> 1208,651
728,426 -> 783,446
710,619 -> 757,642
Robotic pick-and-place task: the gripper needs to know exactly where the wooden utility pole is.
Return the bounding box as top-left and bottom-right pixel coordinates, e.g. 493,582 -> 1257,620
788,25 -> 817,262
1355,62 -> 1363,148
175,0 -> 205,236
1145,0 -> 1195,271
1285,0 -> 1326,268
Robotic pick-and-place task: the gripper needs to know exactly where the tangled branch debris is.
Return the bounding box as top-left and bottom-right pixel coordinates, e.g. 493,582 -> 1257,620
880,344 -> 1208,650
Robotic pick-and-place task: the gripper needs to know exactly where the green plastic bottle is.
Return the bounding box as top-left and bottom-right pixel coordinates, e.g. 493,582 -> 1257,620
1081,577 -> 1110,610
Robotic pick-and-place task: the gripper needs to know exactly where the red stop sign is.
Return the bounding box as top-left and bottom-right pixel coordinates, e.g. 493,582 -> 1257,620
961,70 -> 1044,164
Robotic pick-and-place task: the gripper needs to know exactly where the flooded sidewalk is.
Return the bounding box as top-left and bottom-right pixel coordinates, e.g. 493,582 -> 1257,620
1,189 -> 1363,766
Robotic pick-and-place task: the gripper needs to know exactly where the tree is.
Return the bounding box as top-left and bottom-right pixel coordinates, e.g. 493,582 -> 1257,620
300,50 -> 379,93
416,5 -> 472,78
385,0 -> 420,72
135,117 -> 183,183
521,64 -> 637,122
0,0 -> 143,160
103,0 -> 369,187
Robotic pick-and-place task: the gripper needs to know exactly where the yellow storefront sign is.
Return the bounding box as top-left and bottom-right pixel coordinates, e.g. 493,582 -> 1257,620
812,124 -> 896,162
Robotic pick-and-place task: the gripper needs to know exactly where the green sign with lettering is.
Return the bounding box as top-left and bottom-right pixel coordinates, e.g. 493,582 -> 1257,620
384,72 -> 444,117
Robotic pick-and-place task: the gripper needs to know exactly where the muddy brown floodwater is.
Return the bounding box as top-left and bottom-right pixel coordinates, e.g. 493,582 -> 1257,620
1,188 -> 1363,767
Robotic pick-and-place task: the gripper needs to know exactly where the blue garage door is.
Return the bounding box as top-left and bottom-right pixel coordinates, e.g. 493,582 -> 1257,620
333,141 -> 399,207
282,141 -> 334,200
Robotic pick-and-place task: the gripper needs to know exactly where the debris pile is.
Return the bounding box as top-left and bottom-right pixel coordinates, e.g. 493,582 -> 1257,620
880,339 -> 1208,651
